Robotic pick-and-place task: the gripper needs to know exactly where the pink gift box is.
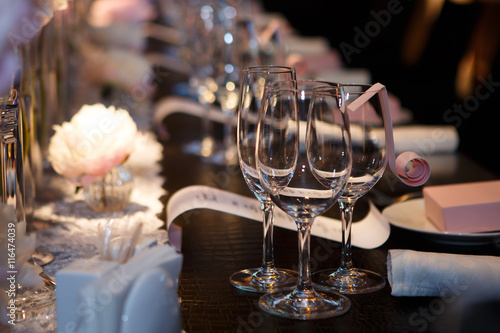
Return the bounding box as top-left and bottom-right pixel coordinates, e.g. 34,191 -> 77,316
423,181 -> 500,233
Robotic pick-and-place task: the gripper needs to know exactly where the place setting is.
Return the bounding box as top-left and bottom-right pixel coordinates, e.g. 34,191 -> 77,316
165,66 -> 434,320
1,0 -> 500,332
163,63 -> 500,325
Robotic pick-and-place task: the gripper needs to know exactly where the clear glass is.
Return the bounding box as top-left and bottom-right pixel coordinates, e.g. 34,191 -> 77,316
184,1 -> 260,165
182,0 -> 218,158
83,165 -> 134,212
210,16 -> 259,165
256,80 -> 352,319
0,89 -> 25,223
312,84 -> 387,294
231,66 -> 297,293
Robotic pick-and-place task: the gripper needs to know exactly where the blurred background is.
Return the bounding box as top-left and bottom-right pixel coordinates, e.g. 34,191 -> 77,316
259,0 -> 500,177
151,0 -> 500,176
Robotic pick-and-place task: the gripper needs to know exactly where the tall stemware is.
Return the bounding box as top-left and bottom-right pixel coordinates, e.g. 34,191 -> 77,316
312,84 -> 387,294
211,15 -> 259,165
231,66 -> 297,293
182,0 -> 218,158
256,81 -> 352,319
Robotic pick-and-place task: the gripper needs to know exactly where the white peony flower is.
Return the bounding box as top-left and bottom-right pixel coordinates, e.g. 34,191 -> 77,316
48,104 -> 139,186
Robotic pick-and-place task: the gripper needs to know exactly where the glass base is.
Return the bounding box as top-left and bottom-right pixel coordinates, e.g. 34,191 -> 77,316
312,268 -> 386,294
183,139 -> 237,165
15,286 -> 56,324
182,138 -> 215,158
230,268 -> 297,293
203,146 -> 237,166
258,288 -> 351,320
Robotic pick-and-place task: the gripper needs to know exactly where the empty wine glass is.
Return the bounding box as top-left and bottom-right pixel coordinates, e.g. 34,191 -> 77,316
231,66 -> 297,293
182,0 -> 218,158
211,15 -> 259,165
256,81 -> 352,319
312,84 -> 387,294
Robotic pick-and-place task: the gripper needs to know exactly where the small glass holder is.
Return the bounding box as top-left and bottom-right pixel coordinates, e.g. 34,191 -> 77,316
83,165 -> 133,212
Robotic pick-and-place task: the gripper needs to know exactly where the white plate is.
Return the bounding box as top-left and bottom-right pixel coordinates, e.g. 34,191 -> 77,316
382,199 -> 500,246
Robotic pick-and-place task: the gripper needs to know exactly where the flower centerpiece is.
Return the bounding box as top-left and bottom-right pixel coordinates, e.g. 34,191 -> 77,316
48,103 -> 138,211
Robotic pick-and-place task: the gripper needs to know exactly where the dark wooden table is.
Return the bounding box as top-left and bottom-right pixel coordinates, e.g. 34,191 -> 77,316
159,113 -> 500,333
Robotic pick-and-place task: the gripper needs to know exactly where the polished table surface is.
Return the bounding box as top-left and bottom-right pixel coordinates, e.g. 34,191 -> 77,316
160,113 -> 500,333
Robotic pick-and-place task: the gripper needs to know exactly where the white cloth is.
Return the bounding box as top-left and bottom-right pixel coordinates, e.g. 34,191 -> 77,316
34,133 -> 164,249
389,125 -> 459,155
76,245 -> 183,333
13,133 -> 167,332
387,249 -> 500,297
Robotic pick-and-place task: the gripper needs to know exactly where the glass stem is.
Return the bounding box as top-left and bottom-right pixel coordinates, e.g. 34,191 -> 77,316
222,110 -> 234,161
223,120 -> 231,151
296,221 -> 313,293
339,199 -> 357,271
200,101 -> 214,157
260,199 -> 276,274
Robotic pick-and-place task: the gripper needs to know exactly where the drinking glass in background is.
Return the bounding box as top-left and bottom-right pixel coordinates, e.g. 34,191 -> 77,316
184,0 -> 262,165
211,15 -> 259,165
182,0 -> 218,158
256,81 -> 352,319
313,83 -> 387,294
232,66 -> 297,293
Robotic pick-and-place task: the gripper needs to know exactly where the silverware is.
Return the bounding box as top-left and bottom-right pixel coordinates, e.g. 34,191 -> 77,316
30,250 -> 54,266
39,270 -> 56,290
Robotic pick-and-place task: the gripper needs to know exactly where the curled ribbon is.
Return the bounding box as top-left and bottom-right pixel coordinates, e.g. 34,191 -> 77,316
166,185 -> 391,251
347,83 -> 431,187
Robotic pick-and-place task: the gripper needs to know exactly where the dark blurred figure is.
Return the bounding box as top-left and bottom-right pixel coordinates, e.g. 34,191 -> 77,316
261,0 -> 500,177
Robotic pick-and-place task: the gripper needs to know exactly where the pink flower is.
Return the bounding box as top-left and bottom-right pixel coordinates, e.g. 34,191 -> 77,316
48,104 -> 139,186
87,0 -> 156,28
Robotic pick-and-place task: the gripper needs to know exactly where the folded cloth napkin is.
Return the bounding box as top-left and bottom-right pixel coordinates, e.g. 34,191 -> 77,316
73,245 -> 182,333
387,249 -> 500,297
371,125 -> 459,156
390,125 -> 459,155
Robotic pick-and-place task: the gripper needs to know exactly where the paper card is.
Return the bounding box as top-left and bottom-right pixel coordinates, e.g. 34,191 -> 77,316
166,185 -> 390,251
347,83 -> 431,187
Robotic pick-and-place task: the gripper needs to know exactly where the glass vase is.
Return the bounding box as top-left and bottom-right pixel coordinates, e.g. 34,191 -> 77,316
0,88 -> 25,224
83,165 -> 133,212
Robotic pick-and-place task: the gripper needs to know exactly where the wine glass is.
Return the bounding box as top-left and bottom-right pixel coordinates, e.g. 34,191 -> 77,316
256,81 -> 352,320
312,84 -> 387,294
182,0 -> 218,158
211,15 -> 260,165
231,66 -> 297,293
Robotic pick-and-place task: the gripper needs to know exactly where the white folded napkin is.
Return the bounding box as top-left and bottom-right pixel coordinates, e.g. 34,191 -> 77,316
387,249 -> 500,297
369,125 -> 459,156
75,245 -> 183,333
389,125 -> 459,155
283,35 -> 331,56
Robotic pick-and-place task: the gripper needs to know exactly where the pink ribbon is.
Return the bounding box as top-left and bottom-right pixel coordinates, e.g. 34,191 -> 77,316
347,83 -> 431,187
